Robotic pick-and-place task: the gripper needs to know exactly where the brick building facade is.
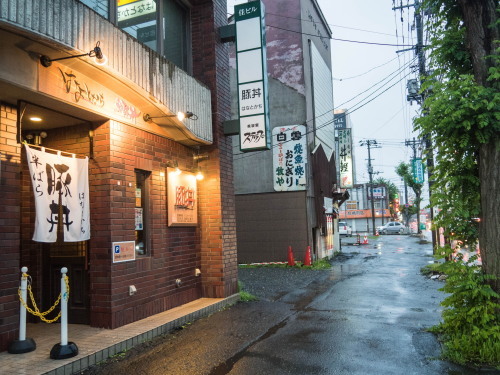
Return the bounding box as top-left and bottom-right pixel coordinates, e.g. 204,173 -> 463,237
0,0 -> 237,352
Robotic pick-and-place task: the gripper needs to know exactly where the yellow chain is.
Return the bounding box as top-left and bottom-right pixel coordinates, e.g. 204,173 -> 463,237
18,273 -> 70,324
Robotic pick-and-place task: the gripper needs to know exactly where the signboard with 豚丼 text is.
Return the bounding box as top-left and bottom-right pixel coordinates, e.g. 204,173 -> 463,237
272,125 -> 307,191
338,128 -> 353,188
235,0 -> 270,151
112,241 -> 136,263
167,168 -> 198,226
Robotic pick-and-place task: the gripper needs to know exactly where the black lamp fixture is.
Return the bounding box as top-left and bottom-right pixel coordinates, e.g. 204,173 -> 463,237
40,41 -> 106,67
143,111 -> 198,123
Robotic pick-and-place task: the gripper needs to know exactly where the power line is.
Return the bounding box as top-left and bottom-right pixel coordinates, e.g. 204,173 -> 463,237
333,56 -> 400,81
267,25 -> 417,47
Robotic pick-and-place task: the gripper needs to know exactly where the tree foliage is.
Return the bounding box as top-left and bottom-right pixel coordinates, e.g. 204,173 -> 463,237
416,0 -> 499,367
395,162 -> 423,231
416,0 -> 499,288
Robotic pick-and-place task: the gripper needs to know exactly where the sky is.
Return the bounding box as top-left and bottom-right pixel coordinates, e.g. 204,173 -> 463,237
227,0 -> 426,201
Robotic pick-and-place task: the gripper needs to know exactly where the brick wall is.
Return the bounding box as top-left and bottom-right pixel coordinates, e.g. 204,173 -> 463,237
192,0 -> 238,298
0,103 -> 21,352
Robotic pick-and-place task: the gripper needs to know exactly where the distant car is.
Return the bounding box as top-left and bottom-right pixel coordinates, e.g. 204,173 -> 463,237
378,221 -> 407,235
338,221 -> 352,237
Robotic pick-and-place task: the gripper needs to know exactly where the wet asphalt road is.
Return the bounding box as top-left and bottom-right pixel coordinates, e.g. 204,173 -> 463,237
83,235 -> 494,375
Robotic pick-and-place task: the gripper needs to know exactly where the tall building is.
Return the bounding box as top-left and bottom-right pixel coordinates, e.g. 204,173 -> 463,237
229,0 -> 347,263
0,0 -> 237,351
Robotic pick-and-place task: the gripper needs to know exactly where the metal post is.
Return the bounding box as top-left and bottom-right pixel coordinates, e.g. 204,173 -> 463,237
60,267 -> 68,346
8,267 -> 36,354
50,267 -> 78,360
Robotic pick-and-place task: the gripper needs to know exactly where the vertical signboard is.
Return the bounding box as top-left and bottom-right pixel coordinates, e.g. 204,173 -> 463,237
167,168 -> 198,226
273,125 -> 307,191
412,158 -> 425,184
338,128 -> 353,188
235,1 -> 270,151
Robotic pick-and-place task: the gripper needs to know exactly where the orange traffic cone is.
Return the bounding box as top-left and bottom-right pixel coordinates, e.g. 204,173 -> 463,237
375,229 -> 379,236
362,234 -> 369,244
287,246 -> 296,266
303,246 -> 312,266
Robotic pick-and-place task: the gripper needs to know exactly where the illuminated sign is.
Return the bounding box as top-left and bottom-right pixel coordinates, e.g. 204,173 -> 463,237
167,168 -> 198,226
235,0 -> 270,151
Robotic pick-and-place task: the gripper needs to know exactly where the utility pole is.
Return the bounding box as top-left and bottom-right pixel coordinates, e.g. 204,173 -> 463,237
394,0 -> 437,248
360,139 -> 380,235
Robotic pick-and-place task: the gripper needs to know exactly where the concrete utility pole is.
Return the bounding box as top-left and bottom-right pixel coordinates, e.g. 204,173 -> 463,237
394,0 -> 437,248
360,139 -> 380,235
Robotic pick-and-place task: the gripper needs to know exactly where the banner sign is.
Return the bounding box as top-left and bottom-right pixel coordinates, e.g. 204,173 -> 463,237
338,128 -> 353,188
272,125 -> 307,191
412,158 -> 425,184
167,168 -> 198,226
339,209 -> 390,219
235,0 -> 270,151
25,144 -> 90,242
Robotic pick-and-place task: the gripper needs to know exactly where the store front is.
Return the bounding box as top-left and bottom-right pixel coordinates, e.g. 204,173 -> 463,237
0,0 -> 237,352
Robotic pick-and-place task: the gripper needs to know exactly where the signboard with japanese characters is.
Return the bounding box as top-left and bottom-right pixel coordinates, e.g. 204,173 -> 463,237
112,241 -> 136,263
272,125 -> 307,191
24,144 -> 90,242
117,0 -> 156,28
235,0 -> 270,151
338,128 -> 353,188
367,186 -> 386,200
167,168 -> 198,226
38,62 -> 142,126
334,113 -> 346,129
412,158 -> 425,184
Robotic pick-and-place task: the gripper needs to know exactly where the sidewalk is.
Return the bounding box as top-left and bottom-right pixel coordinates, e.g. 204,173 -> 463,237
0,295 -> 239,375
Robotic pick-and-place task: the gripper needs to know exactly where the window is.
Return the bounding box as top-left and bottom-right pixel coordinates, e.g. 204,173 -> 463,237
135,169 -> 150,256
163,0 -> 190,70
80,0 -> 110,18
118,0 -> 159,52
79,1 -> 191,71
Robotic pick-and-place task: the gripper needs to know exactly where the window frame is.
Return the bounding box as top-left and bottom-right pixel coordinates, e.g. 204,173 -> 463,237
134,169 -> 151,257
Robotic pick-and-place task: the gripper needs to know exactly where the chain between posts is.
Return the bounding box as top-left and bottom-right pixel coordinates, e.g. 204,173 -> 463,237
17,272 -> 70,323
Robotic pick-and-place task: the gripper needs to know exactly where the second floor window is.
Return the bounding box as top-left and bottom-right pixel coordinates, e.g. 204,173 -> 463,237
80,0 -> 191,72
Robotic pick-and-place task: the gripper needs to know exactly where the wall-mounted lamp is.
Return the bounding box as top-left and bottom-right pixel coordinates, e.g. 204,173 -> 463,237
40,41 -> 107,67
143,111 -> 198,123
193,151 -> 209,181
88,129 -> 95,159
25,131 -> 47,146
195,168 -> 204,181
167,161 -> 182,175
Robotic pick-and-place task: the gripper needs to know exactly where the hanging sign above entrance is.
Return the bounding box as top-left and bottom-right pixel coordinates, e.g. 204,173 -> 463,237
235,0 -> 270,152
24,144 -> 90,243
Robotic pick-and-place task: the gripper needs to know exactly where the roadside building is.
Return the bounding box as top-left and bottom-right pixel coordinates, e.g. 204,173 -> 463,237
0,0 -> 237,351
339,183 -> 392,233
228,0 -> 347,264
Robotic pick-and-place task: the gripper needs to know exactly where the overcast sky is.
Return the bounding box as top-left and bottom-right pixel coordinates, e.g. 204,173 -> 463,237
227,0 -> 425,199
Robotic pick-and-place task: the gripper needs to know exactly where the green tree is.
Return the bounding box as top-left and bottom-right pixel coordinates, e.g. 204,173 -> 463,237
417,0 -> 499,293
373,177 -> 399,219
395,162 -> 423,233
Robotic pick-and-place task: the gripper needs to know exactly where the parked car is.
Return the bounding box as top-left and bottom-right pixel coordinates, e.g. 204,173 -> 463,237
378,221 -> 407,235
338,221 -> 352,237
